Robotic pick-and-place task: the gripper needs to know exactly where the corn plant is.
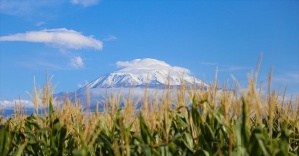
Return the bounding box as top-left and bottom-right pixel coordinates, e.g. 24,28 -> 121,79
0,67 -> 298,156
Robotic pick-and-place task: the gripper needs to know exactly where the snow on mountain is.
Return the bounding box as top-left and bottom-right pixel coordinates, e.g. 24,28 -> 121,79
81,58 -> 208,89
55,58 -> 209,106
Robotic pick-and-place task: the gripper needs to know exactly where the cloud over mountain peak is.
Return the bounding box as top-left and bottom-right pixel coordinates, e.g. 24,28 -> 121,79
116,58 -> 190,76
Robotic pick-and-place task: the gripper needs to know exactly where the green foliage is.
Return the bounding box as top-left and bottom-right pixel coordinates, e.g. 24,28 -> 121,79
1,81 -> 298,156
0,97 -> 298,156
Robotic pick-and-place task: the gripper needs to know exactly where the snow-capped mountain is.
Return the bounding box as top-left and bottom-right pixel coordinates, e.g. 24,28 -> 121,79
79,58 -> 208,89
55,58 -> 208,106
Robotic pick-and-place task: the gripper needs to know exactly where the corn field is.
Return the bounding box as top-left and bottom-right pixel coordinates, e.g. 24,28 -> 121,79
0,68 -> 298,156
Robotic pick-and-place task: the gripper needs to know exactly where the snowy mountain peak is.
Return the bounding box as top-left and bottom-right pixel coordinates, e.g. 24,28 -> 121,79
54,58 -> 209,106
83,58 -> 208,89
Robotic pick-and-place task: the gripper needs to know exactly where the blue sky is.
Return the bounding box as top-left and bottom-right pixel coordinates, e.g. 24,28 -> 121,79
0,0 -> 298,101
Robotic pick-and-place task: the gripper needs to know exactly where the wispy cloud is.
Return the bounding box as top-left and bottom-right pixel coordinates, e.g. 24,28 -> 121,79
274,72 -> 299,83
69,57 -> 85,69
0,0 -> 63,16
20,60 -> 68,71
200,62 -> 251,72
200,62 -> 218,66
103,35 -> 117,41
20,57 -> 86,70
0,28 -> 103,50
218,66 -> 251,72
36,21 -> 46,27
37,61 -> 68,70
0,0 -> 99,17
70,0 -> 100,7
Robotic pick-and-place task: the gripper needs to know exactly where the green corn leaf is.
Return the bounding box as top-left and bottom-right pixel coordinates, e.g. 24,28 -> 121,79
11,142 -> 28,156
0,120 -> 12,156
139,114 -> 153,145
194,148 -> 210,156
73,149 -> 87,156
182,132 -> 194,152
49,97 -> 54,117
191,97 -> 202,130
276,126 -> 290,156
58,125 -> 67,155
241,97 -> 249,147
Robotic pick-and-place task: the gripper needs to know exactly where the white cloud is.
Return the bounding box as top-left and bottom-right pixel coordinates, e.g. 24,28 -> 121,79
69,56 -> 84,68
0,28 -> 103,50
70,0 -> 100,7
0,99 -> 34,109
116,58 -> 190,75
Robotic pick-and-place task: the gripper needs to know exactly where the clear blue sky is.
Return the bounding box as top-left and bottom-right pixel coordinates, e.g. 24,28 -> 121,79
0,0 -> 298,101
